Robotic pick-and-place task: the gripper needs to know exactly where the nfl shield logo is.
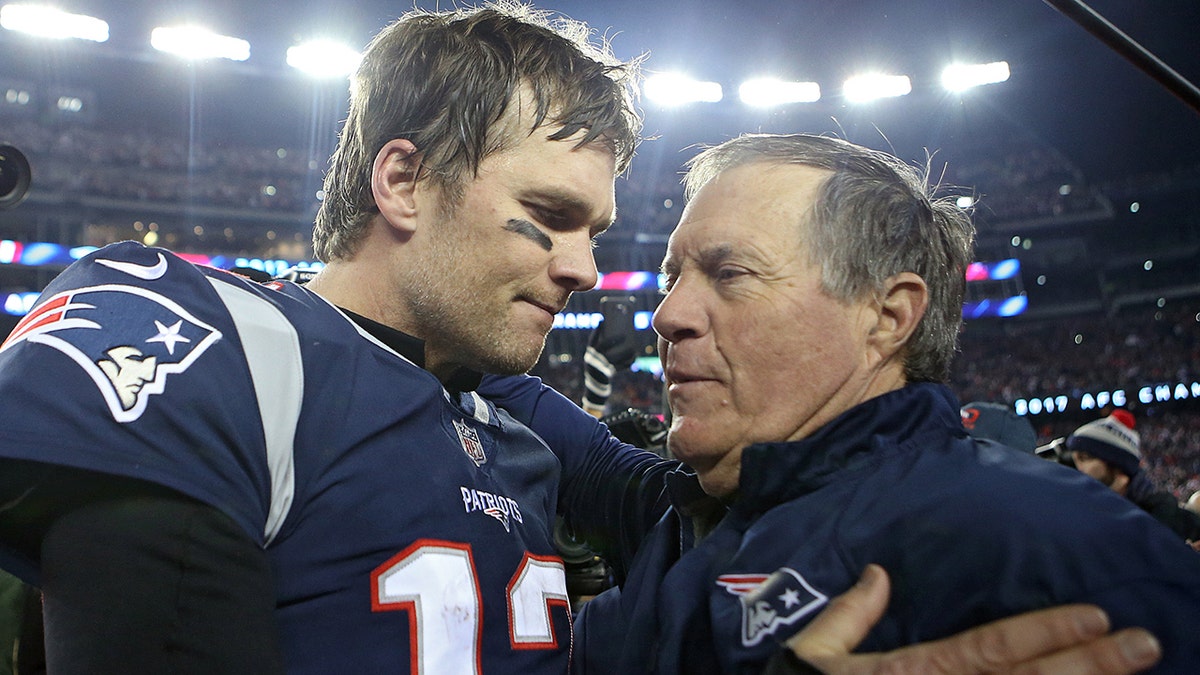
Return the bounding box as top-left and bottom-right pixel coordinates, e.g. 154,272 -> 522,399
453,418 -> 487,465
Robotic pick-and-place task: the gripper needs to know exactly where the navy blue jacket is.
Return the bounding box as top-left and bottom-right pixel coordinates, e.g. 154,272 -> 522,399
574,383 -> 1200,673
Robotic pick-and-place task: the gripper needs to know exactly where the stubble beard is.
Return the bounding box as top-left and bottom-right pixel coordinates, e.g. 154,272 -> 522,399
411,291 -> 548,375
410,240 -> 549,377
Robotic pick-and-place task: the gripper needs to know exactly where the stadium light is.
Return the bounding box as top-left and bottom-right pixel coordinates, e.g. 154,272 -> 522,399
56,95 -> 83,112
151,25 -> 250,62
843,73 -> 912,103
941,61 -> 1010,92
287,40 -> 362,79
738,78 -> 821,107
644,73 -> 723,106
0,4 -> 108,42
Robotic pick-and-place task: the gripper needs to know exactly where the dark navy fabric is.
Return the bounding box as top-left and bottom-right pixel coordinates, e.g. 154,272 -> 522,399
575,383 -> 1200,674
478,372 -> 676,582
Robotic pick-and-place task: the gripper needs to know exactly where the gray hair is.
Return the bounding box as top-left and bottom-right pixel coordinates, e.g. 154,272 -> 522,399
313,1 -> 642,262
683,133 -> 975,383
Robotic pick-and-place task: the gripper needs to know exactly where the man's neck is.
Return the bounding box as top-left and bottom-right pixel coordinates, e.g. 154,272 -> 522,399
305,259 -> 393,325
306,261 -> 474,388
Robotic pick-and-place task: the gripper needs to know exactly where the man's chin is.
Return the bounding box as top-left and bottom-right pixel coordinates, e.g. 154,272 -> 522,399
697,471 -> 739,499
476,343 -> 545,376
486,362 -> 535,376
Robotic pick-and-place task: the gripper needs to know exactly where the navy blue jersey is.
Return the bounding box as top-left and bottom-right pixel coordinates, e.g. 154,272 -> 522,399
0,242 -> 576,673
477,373 -> 676,583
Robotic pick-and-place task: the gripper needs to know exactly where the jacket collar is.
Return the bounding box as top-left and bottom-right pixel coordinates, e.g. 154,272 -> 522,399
732,383 -> 962,517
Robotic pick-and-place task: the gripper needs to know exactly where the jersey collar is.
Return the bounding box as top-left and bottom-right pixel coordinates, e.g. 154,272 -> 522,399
340,308 -> 483,393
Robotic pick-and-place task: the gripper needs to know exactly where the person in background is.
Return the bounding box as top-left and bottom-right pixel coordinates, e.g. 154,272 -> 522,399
959,400 -> 1038,453
1068,410 -> 1200,543
582,297 -> 640,418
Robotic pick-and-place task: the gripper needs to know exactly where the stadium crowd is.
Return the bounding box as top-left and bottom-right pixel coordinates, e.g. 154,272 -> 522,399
1,120 -> 320,212
937,128 -> 1113,226
952,301 -> 1200,502
1,118 -> 1118,241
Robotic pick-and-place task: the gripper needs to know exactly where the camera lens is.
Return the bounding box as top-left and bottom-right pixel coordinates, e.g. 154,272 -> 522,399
0,143 -> 32,209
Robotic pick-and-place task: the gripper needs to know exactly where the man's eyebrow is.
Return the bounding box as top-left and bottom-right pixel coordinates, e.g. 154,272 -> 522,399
696,243 -> 735,269
522,188 -> 615,230
504,219 -> 553,251
661,243 -> 734,278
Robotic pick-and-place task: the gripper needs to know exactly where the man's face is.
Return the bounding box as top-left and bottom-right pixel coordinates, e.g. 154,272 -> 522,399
1072,450 -> 1119,489
654,162 -> 880,497
409,126 -> 616,376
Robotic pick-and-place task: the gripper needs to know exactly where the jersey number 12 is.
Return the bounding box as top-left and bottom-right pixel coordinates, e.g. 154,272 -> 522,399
371,539 -> 570,674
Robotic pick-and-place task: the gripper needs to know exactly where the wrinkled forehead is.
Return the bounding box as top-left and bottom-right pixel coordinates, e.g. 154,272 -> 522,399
664,162 -> 830,266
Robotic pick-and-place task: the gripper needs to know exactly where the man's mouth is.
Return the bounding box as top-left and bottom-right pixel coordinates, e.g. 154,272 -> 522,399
518,297 -> 566,326
665,367 -> 714,386
527,299 -> 562,316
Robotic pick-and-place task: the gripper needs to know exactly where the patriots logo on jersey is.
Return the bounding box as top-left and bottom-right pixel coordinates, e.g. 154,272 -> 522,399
460,487 -> 524,533
0,284 -> 222,423
453,417 -> 487,465
484,507 -> 511,532
717,567 -> 829,647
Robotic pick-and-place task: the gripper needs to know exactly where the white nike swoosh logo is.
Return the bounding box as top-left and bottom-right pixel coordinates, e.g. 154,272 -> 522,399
96,252 -> 169,280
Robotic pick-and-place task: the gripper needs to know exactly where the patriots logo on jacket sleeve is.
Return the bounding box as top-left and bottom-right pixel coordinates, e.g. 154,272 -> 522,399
0,284 -> 222,423
717,567 -> 829,647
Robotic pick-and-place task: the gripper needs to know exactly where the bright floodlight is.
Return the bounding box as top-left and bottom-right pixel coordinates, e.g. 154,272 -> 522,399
738,78 -> 821,107
151,25 -> 250,62
0,4 -> 108,42
287,40 -> 362,78
843,73 -> 912,103
942,61 -> 1010,92
644,73 -> 723,106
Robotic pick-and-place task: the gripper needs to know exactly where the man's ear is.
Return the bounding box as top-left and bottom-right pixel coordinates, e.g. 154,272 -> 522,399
371,139 -> 422,234
868,272 -> 928,361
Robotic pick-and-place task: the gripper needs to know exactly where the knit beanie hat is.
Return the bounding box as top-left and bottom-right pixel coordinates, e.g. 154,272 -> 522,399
1066,410 -> 1141,477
